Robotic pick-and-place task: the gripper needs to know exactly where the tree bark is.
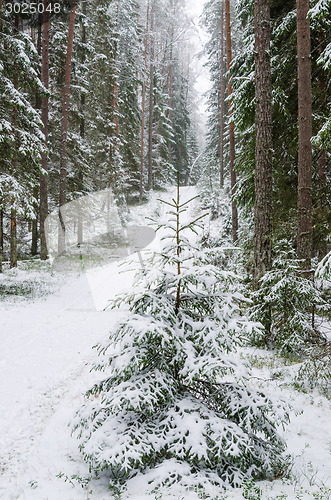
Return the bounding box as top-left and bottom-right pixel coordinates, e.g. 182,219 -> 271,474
59,0 -> 76,254
167,0 -> 175,165
317,32 -> 327,260
147,5 -> 154,191
10,206 -> 17,268
0,209 -> 3,273
140,0 -> 150,202
78,0 -> 87,246
108,0 -> 120,185
317,149 -> 327,258
219,1 -> 224,189
40,0 -> 50,260
254,0 -> 272,282
225,0 -> 238,242
296,0 -> 312,271
10,14 -> 19,268
31,185 -> 39,255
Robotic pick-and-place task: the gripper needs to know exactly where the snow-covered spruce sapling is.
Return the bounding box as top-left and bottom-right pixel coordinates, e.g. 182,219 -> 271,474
72,189 -> 289,495
249,240 -> 328,354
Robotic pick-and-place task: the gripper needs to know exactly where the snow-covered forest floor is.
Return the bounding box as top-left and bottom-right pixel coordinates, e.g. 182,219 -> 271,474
0,187 -> 330,500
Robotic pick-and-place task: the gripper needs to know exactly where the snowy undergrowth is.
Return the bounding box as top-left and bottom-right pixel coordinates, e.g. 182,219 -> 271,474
0,259 -> 70,304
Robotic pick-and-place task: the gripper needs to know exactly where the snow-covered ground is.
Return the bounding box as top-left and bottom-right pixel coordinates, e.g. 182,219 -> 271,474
0,187 -> 330,500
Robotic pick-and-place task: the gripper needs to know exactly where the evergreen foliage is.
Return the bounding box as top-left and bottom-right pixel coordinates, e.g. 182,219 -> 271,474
249,240 -> 328,353
72,190 -> 288,494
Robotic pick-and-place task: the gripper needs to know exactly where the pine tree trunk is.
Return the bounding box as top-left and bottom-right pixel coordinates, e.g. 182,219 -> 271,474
296,0 -> 312,271
78,0 -> 87,247
10,14 -> 19,268
40,0 -> 50,260
140,0 -> 150,202
147,5 -> 154,191
0,208 -> 3,273
31,185 -> 39,255
31,20 -> 42,257
225,0 -> 238,242
317,32 -> 327,260
219,1 -> 224,189
318,149 -> 327,258
167,0 -> 175,165
109,0 -> 120,187
10,205 -> 17,268
254,0 -> 272,282
59,0 -> 76,254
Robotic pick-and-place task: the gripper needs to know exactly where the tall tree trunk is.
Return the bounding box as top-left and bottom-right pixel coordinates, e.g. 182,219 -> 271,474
219,1 -> 224,189
225,0 -> 238,242
317,32 -> 327,259
40,0 -> 50,260
78,0 -> 87,247
140,0 -> 150,202
318,150 -> 327,258
296,0 -> 312,271
31,19 -> 42,257
0,209 -> 3,273
254,0 -> 272,282
0,2 -> 2,273
109,0 -> 120,188
59,0 -> 76,254
10,14 -> 19,268
147,5 -> 154,191
167,0 -> 175,165
31,185 -> 39,255
10,204 -> 17,268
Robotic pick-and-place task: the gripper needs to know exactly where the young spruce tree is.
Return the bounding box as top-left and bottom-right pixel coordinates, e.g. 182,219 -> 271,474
72,187 -> 288,494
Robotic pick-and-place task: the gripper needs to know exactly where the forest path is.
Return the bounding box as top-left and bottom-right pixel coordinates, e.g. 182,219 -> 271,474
0,186 -> 199,499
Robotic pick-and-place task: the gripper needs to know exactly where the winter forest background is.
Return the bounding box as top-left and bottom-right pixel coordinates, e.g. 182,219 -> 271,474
0,0 -> 330,499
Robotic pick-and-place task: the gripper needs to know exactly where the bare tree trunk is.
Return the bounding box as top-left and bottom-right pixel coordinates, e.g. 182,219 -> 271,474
140,0 -> 150,202
147,5 -> 154,191
59,0 -> 76,254
254,0 -> 272,282
296,0 -> 312,271
225,0 -> 238,242
219,1 -> 224,189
